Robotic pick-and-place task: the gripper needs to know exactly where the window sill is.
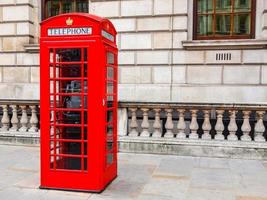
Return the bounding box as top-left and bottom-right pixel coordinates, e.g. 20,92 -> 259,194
182,39 -> 267,50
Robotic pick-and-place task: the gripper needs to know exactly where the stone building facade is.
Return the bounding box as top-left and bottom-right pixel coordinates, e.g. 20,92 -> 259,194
0,0 -> 267,103
0,0 -> 266,158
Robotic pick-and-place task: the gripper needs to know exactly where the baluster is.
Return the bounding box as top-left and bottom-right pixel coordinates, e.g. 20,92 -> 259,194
177,109 -> 186,139
0,105 -> 10,131
164,109 -> 174,138
128,108 -> 138,137
214,110 -> 225,140
202,110 -> 211,140
241,111 -> 252,141
254,111 -> 266,142
140,108 -> 150,137
19,106 -> 28,132
189,110 -> 199,139
29,105 -> 39,132
10,105 -> 19,132
227,110 -> 238,141
152,108 -> 162,138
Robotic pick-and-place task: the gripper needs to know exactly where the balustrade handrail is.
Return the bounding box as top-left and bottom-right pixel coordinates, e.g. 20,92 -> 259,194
0,100 -> 39,106
119,101 -> 267,111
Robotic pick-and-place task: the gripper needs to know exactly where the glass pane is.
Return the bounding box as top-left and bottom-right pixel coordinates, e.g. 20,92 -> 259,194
234,14 -> 250,34
234,0 -> 251,12
107,141 -> 113,151
50,126 -> 87,140
56,49 -> 81,62
53,111 -> 87,125
107,153 -> 113,165
198,0 -> 213,14
107,95 -> 114,101
55,156 -> 82,170
197,15 -> 213,36
52,141 -> 82,155
216,0 -> 231,13
107,82 -> 114,94
107,124 -> 113,136
52,80 -> 87,93
215,15 -> 231,35
63,127 -> 82,140
107,110 -> 113,123
107,52 -> 115,64
107,67 -> 114,79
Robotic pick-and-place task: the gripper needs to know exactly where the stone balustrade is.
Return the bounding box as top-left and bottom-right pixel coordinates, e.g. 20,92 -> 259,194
119,102 -> 267,142
0,101 -> 40,139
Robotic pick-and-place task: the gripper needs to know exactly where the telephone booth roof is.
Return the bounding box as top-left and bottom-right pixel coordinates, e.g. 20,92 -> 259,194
40,13 -> 117,44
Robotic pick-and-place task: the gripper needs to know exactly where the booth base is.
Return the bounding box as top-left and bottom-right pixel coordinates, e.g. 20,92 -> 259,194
39,175 -> 118,194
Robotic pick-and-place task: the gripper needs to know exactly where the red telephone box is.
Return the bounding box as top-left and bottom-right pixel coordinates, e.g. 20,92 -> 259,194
40,13 -> 118,192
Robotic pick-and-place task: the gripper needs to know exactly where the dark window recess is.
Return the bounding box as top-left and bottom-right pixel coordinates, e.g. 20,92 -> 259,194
193,0 -> 256,40
43,0 -> 89,19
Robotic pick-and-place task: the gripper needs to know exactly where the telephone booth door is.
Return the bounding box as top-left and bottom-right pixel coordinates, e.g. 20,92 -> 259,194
40,13 -> 118,192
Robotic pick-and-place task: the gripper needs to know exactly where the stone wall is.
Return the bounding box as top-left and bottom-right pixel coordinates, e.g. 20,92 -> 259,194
0,0 -> 267,103
89,0 -> 267,103
0,0 -> 39,100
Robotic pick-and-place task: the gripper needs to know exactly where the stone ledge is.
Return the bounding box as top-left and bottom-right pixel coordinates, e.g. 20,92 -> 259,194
182,39 -> 267,50
118,136 -> 267,160
24,44 -> 39,53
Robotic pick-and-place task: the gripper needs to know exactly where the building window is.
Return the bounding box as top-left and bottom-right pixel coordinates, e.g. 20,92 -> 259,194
43,0 -> 89,19
193,0 -> 256,40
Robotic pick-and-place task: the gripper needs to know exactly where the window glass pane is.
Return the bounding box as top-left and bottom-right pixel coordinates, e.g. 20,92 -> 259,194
198,0 -> 213,14
45,0 -> 88,19
51,0 -> 60,17
215,15 -> 231,35
62,0 -> 73,13
197,15 -> 213,36
216,0 -> 231,13
76,0 -> 89,13
234,14 -> 250,34
234,0 -> 251,12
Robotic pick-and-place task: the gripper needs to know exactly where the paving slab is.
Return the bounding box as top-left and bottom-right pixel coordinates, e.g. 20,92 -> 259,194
0,144 -> 267,200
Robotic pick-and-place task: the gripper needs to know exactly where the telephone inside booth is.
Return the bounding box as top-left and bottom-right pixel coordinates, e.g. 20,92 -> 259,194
40,13 -> 118,192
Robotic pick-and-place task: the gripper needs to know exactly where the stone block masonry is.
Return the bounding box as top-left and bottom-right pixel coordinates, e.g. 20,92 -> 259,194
0,1 -> 39,100
0,0 -> 265,103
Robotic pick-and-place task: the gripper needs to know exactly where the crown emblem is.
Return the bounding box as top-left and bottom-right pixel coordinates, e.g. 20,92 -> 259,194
66,17 -> 73,26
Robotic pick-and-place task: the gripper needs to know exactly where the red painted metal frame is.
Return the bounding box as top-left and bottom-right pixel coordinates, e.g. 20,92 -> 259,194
40,13 -> 118,192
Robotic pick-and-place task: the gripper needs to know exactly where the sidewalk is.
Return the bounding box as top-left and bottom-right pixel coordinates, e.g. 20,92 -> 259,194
0,143 -> 267,200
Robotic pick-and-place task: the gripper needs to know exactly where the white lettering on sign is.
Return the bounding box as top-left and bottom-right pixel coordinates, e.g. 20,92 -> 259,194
48,27 -> 92,36
101,30 -> 114,42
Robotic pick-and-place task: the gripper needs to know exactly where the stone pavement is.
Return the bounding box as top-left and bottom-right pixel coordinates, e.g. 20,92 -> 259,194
0,144 -> 267,200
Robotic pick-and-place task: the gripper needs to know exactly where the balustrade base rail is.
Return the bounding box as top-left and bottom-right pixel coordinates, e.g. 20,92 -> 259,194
118,136 -> 267,160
